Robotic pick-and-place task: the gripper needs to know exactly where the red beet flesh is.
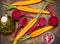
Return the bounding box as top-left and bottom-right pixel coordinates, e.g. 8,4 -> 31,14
47,4 -> 59,26
38,18 -> 46,26
20,12 -> 34,18
11,9 -> 21,21
11,9 -> 34,21
49,16 -> 59,26
26,17 -> 46,35
18,17 -> 28,26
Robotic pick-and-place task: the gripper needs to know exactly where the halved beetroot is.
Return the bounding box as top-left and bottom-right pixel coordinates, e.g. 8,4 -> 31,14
38,18 -> 46,26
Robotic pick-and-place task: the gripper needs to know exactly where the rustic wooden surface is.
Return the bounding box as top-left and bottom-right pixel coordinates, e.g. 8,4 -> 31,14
0,0 -> 60,44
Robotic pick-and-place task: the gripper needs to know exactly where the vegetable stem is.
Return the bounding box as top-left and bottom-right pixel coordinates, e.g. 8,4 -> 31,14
17,35 -> 31,43
36,2 -> 49,19
13,25 -> 21,38
47,4 -> 56,16
3,2 -> 16,9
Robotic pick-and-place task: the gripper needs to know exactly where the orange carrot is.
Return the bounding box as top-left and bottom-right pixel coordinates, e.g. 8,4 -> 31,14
17,26 -> 53,43
11,0 -> 42,6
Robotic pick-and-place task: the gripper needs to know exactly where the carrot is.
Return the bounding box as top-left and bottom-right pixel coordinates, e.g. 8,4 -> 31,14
3,2 -> 50,14
11,0 -> 42,6
25,17 -> 46,35
30,26 -> 53,37
17,26 -> 53,43
16,6 -> 50,14
13,18 -> 37,44
13,2 -> 49,44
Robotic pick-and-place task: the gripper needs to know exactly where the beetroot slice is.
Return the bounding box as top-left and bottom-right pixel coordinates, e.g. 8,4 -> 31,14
18,17 -> 28,26
49,16 -> 59,26
47,4 -> 59,26
38,18 -> 46,26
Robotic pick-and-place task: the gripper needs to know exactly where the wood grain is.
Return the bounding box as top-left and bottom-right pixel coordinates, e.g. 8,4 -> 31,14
0,0 -> 60,44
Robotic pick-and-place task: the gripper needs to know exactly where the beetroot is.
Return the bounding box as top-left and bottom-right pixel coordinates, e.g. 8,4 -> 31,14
47,4 -> 59,26
26,24 -> 39,35
11,9 -> 21,21
49,16 -> 59,26
20,11 -> 34,18
38,18 -> 46,26
13,17 -> 28,38
11,9 -> 34,21
18,17 -> 28,26
26,17 -> 46,35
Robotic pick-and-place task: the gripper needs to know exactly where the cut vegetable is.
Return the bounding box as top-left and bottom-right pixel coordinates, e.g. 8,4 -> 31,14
13,18 -> 37,44
26,17 -> 46,35
49,16 -> 59,26
47,4 -> 59,26
38,17 -> 46,26
20,11 -> 34,18
11,9 -> 21,21
13,17 -> 28,38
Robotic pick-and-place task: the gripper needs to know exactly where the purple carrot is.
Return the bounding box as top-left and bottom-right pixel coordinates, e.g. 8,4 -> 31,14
47,4 -> 59,26
26,18 -> 46,35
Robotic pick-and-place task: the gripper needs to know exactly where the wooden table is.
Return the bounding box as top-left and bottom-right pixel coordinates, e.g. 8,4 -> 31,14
0,0 -> 60,44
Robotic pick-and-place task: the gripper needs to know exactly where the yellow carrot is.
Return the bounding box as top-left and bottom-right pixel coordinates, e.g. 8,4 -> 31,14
16,6 -> 50,14
30,26 -> 53,37
17,26 -> 54,43
13,18 -> 37,44
11,0 -> 42,6
3,2 -> 50,14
